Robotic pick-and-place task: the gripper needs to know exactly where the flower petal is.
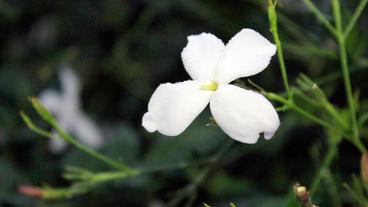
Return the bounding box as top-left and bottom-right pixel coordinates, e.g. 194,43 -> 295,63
49,135 -> 67,153
210,84 -> 280,143
72,112 -> 103,149
59,65 -> 80,101
181,33 -> 225,81
142,80 -> 212,136
216,29 -> 276,84
49,119 -> 69,153
39,89 -> 61,113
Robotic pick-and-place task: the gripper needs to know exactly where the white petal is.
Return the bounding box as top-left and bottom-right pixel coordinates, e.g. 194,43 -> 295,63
49,135 -> 67,153
181,33 -> 225,81
59,65 -> 80,102
48,118 -> 70,153
210,84 -> 280,143
72,112 -> 103,149
216,29 -> 276,84
142,80 -> 212,136
39,89 -> 61,113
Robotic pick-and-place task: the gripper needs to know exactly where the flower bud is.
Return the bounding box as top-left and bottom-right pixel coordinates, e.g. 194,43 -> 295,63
18,185 -> 43,199
293,184 -> 319,207
361,153 -> 368,183
294,185 -> 310,203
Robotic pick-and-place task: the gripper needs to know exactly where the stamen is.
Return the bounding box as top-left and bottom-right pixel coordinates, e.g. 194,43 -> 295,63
200,81 -> 218,91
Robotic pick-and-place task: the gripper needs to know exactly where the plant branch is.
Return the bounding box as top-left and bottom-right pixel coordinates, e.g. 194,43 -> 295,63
268,1 -> 292,100
19,111 -> 53,138
344,0 -> 368,39
265,92 -> 336,130
168,140 -> 233,207
332,0 -> 364,152
310,144 -> 338,195
301,0 -> 337,37
25,97 -> 138,174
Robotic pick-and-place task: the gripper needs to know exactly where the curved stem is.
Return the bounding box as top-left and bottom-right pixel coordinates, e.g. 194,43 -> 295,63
310,144 -> 338,195
139,158 -> 214,174
54,125 -> 137,174
332,0 -> 365,152
301,0 -> 338,38
168,140 -> 233,207
27,98 -> 138,174
268,2 -> 292,99
266,93 -> 335,130
344,0 -> 368,39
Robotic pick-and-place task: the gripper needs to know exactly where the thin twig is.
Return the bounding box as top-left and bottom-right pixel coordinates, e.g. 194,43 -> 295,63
344,0 -> 368,39
301,0 -> 337,37
332,0 -> 365,153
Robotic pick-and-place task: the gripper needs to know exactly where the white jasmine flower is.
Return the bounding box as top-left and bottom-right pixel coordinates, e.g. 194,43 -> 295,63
142,29 -> 280,144
39,65 -> 103,152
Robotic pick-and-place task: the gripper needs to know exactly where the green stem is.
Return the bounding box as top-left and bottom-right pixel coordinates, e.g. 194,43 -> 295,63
292,88 -> 348,130
344,0 -> 368,39
52,124 -> 137,174
352,139 -> 366,154
268,2 -> 292,99
140,157 -> 214,173
89,171 -> 133,183
168,140 -> 233,207
343,183 -> 368,206
277,13 -> 316,46
301,0 -> 338,37
332,0 -> 365,152
322,168 -> 342,207
19,111 -> 53,138
266,93 -> 335,130
310,145 -> 338,195
27,98 -> 138,174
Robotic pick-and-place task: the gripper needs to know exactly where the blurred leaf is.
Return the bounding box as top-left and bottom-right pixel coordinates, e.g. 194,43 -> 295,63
207,172 -> 252,197
0,158 -> 22,192
102,125 -> 140,164
143,112 -> 226,165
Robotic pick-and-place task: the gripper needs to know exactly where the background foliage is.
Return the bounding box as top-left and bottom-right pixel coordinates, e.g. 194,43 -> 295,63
0,0 -> 368,206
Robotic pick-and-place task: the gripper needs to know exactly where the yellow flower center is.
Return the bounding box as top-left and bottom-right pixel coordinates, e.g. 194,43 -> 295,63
200,81 -> 218,91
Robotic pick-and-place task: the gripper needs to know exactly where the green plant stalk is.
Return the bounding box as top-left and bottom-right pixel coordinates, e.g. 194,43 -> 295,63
22,99 -> 220,176
87,171 -> 132,183
343,183 -> 368,206
19,111 -> 53,138
301,0 -> 337,37
266,92 -> 335,130
140,157 -> 215,173
22,104 -> 234,201
268,1 -> 292,99
310,144 -> 338,195
53,124 -> 138,174
332,0 -> 365,152
28,98 -> 138,174
42,187 -> 72,200
277,13 -> 316,47
168,140 -> 233,207
323,102 -> 348,129
322,168 -> 342,207
344,0 -> 368,39
292,87 -> 348,130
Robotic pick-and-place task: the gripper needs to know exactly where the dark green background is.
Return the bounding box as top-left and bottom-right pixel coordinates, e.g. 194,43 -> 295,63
0,0 -> 367,206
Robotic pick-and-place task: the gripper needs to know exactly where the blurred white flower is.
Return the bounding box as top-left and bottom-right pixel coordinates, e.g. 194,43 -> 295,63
39,65 -> 103,153
142,29 -> 280,144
